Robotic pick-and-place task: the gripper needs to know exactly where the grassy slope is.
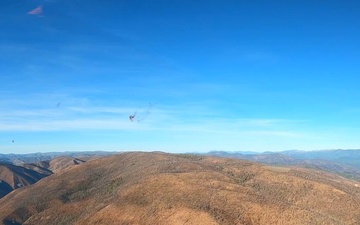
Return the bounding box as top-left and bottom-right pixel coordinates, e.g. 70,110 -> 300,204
0,152 -> 360,225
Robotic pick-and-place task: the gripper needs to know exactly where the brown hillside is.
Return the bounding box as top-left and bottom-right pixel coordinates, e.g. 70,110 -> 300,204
48,156 -> 86,173
0,152 -> 360,225
21,162 -> 52,176
0,156 -> 85,199
0,163 -> 50,199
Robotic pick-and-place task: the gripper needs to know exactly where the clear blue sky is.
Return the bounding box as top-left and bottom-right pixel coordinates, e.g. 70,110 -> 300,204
1,0 -> 360,154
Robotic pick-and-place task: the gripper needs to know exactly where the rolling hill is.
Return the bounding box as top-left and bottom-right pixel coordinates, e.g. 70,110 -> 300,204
0,156 -> 86,200
47,156 -> 86,173
1,152 -> 360,225
0,163 -> 51,199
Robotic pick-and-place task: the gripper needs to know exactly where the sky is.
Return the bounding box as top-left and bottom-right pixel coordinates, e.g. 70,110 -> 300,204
1,0 -> 360,154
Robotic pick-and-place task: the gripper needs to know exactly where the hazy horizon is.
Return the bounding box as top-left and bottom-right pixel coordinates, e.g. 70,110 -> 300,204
1,148 -> 360,156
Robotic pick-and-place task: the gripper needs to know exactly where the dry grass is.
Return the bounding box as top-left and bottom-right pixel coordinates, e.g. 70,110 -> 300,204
49,156 -> 86,173
1,152 -> 360,225
0,163 -> 50,199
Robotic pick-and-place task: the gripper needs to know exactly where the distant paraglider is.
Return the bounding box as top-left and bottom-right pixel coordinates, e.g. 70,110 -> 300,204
129,103 -> 154,123
129,112 -> 136,122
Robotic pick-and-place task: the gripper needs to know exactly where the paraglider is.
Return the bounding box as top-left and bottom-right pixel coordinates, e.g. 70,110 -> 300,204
129,103 -> 155,122
129,112 -> 136,122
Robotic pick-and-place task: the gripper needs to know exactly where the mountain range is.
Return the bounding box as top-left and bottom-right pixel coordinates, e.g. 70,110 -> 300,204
0,151 -> 116,165
1,152 -> 360,224
206,149 -> 360,181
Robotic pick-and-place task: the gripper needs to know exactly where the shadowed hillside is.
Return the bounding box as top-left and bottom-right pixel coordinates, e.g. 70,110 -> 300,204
0,152 -> 360,225
0,156 -> 86,199
0,163 -> 51,199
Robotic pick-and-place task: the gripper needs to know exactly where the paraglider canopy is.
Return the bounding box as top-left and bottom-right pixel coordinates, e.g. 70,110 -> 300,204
128,103 -> 154,122
129,113 -> 136,122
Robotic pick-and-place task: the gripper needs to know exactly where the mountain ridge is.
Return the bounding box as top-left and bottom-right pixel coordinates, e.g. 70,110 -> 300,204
1,152 -> 360,225
0,151 -> 117,165
206,149 -> 360,181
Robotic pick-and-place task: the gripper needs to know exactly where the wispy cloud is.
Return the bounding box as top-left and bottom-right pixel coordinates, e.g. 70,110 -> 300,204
28,5 -> 43,16
0,119 -> 138,131
0,97 -> 304,136
1,97 -> 341,153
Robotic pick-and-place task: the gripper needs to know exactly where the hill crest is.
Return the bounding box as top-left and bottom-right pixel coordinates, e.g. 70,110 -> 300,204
1,152 -> 360,225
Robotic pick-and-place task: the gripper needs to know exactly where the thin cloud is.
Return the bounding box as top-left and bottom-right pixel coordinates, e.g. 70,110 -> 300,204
0,101 -> 303,134
0,119 -> 141,131
28,5 -> 43,16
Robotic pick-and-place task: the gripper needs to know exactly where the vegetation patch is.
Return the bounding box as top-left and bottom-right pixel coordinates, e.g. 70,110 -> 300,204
3,207 -> 32,225
176,154 -> 204,161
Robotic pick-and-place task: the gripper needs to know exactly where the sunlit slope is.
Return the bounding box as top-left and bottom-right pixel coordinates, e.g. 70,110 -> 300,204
48,156 -> 86,173
1,152 -> 360,225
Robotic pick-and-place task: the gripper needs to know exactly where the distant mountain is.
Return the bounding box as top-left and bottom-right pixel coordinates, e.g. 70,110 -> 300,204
207,150 -> 258,155
0,151 -> 117,165
206,150 -> 360,181
282,149 -> 360,169
1,152 -> 360,225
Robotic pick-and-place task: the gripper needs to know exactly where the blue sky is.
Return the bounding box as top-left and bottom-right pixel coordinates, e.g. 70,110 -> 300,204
1,0 -> 360,154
